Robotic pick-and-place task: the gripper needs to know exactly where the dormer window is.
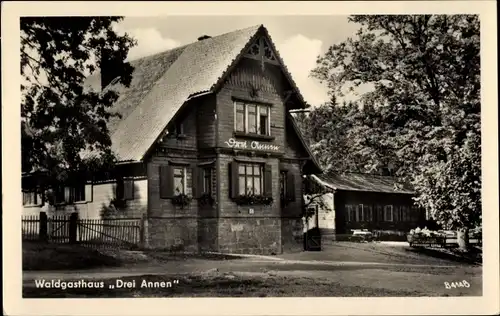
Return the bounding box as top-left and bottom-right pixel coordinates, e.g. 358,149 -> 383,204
245,37 -> 278,63
169,122 -> 185,138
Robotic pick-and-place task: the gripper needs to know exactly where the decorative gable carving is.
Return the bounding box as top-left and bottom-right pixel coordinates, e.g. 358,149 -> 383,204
245,37 -> 278,64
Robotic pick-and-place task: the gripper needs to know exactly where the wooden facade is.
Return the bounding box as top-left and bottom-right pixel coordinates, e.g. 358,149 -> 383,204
22,28 -> 320,255
306,174 -> 427,238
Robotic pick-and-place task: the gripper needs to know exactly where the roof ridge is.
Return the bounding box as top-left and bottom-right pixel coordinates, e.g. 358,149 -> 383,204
126,24 -> 263,64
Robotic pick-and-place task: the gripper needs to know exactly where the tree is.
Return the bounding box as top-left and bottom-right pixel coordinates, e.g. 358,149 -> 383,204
295,95 -> 395,175
311,15 -> 480,250
21,17 -> 136,205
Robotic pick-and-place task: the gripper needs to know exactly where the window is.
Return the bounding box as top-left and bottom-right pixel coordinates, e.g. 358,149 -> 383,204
363,205 -> 373,222
280,171 -> 287,200
400,206 -> 408,222
173,167 -> 186,195
22,190 -> 38,206
238,163 -> 263,195
116,178 -> 134,200
54,184 -> 86,204
203,168 -> 212,194
384,205 -> 394,222
234,101 -> 271,136
169,122 -> 184,137
346,205 -> 356,222
230,162 -> 272,200
357,204 -> 364,221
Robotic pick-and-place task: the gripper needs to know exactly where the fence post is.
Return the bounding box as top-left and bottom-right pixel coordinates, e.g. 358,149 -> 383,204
69,212 -> 78,244
39,212 -> 48,242
140,213 -> 149,249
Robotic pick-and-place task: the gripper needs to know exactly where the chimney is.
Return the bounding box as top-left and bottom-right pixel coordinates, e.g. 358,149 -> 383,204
197,35 -> 211,41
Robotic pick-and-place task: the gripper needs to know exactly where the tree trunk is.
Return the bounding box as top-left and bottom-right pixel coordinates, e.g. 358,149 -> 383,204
456,228 -> 470,252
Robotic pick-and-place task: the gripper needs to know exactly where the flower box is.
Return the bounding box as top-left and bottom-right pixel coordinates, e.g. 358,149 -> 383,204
171,193 -> 192,208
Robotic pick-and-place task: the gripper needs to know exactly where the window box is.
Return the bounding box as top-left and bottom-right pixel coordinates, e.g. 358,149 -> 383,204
233,131 -> 275,141
234,194 -> 273,206
171,193 -> 192,208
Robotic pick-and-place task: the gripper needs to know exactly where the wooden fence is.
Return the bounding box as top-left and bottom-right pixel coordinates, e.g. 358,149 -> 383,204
22,212 -> 147,249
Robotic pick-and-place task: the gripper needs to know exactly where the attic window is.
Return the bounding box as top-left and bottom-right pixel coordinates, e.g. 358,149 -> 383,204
245,37 -> 277,63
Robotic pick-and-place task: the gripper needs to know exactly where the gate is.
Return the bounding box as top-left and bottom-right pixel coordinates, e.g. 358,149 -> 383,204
48,215 -> 72,243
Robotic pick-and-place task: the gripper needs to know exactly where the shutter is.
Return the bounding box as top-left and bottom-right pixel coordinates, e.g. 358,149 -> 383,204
264,164 -> 273,197
191,166 -> 199,198
229,162 -> 239,199
286,172 -> 296,201
116,178 -> 124,200
124,179 -> 134,200
160,165 -> 173,199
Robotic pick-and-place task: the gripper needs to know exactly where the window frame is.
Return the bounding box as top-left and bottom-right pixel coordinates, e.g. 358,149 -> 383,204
279,170 -> 287,201
22,190 -> 39,206
233,101 -> 271,137
53,184 -> 86,204
116,178 -> 135,201
357,204 -> 364,222
173,166 -> 187,196
384,205 -> 394,222
202,167 -> 212,195
346,205 -> 356,222
237,162 -> 264,196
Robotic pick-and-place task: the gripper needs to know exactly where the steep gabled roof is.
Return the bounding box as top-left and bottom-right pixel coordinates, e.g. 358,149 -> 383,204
312,172 -> 414,195
85,24 -> 315,165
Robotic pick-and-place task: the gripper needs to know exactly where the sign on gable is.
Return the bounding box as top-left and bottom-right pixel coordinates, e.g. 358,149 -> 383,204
224,138 -> 279,152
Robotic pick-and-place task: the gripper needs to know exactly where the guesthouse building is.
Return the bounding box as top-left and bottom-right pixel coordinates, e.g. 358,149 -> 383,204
21,25 -> 322,254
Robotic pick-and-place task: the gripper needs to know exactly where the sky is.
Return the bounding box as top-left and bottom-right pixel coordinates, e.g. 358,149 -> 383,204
113,16 -> 368,106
